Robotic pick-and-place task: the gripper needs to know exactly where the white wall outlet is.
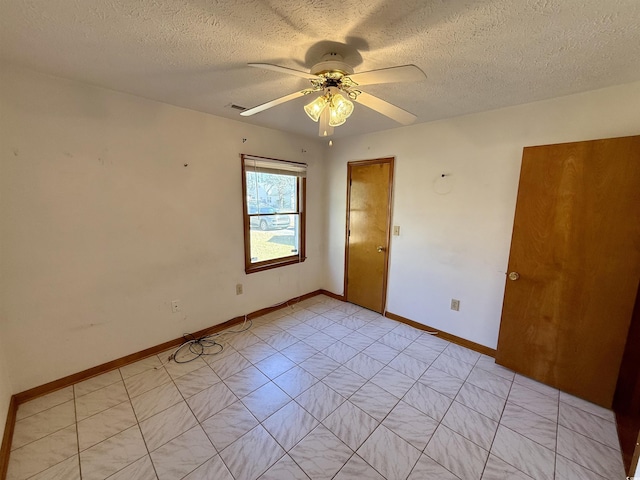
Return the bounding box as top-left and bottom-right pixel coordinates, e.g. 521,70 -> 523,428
450,299 -> 460,311
171,300 -> 181,313
393,225 -> 400,236
236,283 -> 243,295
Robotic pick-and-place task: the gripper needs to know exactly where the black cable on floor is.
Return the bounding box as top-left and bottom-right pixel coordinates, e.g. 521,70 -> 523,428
168,317 -> 253,364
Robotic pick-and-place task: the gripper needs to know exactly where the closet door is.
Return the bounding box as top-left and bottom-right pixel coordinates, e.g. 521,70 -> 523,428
496,135 -> 640,407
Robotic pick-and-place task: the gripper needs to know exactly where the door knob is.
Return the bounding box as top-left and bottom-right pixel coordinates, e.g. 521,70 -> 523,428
377,246 -> 386,253
508,272 -> 520,281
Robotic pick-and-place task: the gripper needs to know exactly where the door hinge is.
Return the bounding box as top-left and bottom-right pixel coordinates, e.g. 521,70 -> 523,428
348,229 -> 351,237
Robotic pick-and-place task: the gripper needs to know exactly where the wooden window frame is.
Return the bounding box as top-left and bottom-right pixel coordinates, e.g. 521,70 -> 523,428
241,154 -> 306,274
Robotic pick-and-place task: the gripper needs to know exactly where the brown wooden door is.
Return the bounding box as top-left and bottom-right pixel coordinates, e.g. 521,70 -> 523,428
614,282 -> 640,474
496,135 -> 640,407
345,158 -> 393,313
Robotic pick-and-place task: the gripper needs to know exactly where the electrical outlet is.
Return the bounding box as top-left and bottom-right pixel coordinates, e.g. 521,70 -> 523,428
450,299 -> 460,311
393,225 -> 400,236
236,283 -> 243,295
171,300 -> 181,313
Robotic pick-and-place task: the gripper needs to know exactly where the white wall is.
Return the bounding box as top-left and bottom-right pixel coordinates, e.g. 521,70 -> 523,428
0,65 -> 326,393
2,63 -> 639,397
325,81 -> 640,349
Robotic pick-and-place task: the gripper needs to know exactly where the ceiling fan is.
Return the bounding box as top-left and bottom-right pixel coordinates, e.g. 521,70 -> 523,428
240,53 -> 426,137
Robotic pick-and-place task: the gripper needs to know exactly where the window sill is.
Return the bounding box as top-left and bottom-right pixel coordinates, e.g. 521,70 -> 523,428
245,256 -> 307,274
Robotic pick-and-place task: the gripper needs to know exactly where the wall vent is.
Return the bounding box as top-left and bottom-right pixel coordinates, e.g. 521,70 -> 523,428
230,104 -> 247,112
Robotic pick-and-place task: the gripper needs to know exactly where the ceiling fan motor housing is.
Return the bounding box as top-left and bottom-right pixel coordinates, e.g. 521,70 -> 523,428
310,53 -> 354,77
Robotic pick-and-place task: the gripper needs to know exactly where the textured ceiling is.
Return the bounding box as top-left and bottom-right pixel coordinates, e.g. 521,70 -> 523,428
1,0 -> 639,139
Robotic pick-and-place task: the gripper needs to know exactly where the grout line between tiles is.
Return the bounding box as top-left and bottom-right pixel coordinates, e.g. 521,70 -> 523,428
73,384 -> 82,480
478,371 -> 516,480
119,363 -> 160,480
493,424 -> 556,479
420,348 -> 482,479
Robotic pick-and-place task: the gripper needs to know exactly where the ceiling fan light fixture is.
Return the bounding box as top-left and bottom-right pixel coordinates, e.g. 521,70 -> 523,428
304,95 -> 328,122
328,93 -> 354,127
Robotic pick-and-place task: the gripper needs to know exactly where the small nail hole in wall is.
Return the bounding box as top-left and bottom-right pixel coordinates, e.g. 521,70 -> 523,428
434,173 -> 453,195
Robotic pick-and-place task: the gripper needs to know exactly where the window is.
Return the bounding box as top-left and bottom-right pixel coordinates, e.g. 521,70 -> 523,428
241,154 -> 306,273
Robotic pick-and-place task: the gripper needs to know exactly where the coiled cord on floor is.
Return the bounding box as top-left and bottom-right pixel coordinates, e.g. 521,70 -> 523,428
167,294 -> 310,364
168,315 -> 253,363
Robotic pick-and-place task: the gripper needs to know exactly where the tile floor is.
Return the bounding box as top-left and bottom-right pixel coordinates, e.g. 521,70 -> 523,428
5,295 -> 626,479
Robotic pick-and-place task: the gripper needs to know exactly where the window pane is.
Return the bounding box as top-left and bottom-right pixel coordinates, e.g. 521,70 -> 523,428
245,171 -> 298,214
250,214 -> 300,263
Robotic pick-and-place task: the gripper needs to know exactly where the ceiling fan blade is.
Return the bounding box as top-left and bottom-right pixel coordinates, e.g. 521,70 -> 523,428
347,65 -> 426,86
248,63 -> 318,80
240,90 -> 307,116
355,92 -> 417,125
